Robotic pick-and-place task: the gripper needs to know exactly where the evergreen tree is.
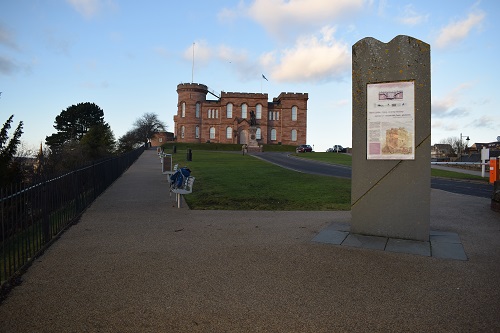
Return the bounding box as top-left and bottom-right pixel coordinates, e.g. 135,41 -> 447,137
0,115 -> 24,186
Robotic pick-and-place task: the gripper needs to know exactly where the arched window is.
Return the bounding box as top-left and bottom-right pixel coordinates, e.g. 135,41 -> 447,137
241,103 -> 247,118
195,126 -> 200,138
271,128 -> 277,141
291,106 -> 297,121
207,109 -> 218,119
195,102 -> 200,118
256,104 -> 262,119
256,128 -> 261,140
291,129 -> 297,141
226,103 -> 233,118
181,102 -> 186,117
181,126 -> 185,139
226,127 -> 232,139
210,127 -> 215,139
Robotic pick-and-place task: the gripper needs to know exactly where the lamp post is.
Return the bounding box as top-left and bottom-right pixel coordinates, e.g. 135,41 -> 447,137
459,133 -> 470,161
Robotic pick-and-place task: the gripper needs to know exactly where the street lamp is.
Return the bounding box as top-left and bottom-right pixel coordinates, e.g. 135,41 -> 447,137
459,133 -> 470,161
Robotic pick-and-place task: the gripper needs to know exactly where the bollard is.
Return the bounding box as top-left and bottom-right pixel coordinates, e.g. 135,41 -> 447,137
173,145 -> 177,154
187,148 -> 192,161
490,157 -> 499,184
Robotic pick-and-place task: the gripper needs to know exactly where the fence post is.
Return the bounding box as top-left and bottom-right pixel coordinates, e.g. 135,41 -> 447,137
42,180 -> 50,244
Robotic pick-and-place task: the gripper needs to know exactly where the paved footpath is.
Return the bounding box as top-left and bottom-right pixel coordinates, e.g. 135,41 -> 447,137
0,149 -> 499,332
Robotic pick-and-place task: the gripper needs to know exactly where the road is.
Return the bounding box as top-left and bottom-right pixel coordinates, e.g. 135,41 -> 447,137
251,152 -> 493,198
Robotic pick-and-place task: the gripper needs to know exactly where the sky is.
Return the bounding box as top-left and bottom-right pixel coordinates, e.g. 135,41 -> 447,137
1,0 -> 499,153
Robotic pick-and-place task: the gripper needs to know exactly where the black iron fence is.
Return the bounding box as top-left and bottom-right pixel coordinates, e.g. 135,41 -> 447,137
0,146 -> 144,294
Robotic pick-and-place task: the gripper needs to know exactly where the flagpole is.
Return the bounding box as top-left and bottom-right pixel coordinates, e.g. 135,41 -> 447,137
191,42 -> 195,83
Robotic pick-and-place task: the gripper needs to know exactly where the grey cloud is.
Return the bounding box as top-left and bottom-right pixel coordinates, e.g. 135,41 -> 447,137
0,23 -> 20,50
0,55 -> 20,75
432,104 -> 469,118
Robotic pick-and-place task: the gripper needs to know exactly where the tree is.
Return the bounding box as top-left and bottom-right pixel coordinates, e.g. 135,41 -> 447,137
117,128 -> 142,153
0,115 -> 24,186
133,113 -> 166,146
45,102 -> 105,150
439,136 -> 465,156
80,123 -> 116,159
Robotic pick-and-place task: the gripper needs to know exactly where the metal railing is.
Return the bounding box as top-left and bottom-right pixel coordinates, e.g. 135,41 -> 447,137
0,146 -> 144,294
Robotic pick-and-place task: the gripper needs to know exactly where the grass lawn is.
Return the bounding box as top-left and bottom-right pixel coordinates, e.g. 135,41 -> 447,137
170,150 -> 351,211
167,149 -> 487,211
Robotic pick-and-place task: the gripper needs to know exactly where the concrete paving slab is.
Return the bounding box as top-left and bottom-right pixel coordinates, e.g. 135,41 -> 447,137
341,233 -> 388,250
430,230 -> 461,244
431,241 -> 468,261
311,229 -> 348,245
386,238 -> 431,257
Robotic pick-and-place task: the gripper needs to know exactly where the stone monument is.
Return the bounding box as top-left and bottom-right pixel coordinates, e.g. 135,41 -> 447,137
247,110 -> 262,153
351,35 -> 431,241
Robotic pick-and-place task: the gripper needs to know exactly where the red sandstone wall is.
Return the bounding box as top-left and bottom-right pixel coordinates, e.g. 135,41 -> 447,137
174,83 -> 308,145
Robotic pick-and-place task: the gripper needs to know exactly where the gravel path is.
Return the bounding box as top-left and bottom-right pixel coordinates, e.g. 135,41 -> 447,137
0,149 -> 499,332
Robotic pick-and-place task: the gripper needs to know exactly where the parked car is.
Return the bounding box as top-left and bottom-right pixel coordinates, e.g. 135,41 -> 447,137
328,145 -> 347,153
296,144 -> 313,153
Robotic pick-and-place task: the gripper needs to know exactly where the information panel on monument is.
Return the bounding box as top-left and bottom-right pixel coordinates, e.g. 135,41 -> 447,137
367,81 -> 415,160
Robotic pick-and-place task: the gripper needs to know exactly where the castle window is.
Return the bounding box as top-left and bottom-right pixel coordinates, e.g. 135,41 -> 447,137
181,126 -> 185,139
256,128 -> 261,140
271,128 -> 277,141
210,127 -> 215,139
208,109 -> 218,119
241,103 -> 247,118
256,104 -> 262,119
291,106 -> 297,121
195,126 -> 199,138
226,103 -> 233,118
195,102 -> 200,118
226,127 -> 232,139
291,129 -> 297,141
268,111 -> 279,120
181,102 -> 186,118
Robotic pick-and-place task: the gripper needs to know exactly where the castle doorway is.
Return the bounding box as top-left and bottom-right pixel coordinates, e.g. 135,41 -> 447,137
239,129 -> 248,145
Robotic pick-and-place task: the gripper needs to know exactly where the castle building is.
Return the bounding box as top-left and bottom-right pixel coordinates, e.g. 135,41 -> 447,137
173,83 -> 308,146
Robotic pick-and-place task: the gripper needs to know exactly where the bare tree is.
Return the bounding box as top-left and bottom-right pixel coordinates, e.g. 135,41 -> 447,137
133,113 -> 166,146
438,136 -> 463,155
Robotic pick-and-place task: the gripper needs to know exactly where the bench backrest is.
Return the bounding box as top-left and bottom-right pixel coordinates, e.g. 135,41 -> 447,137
183,176 -> 195,192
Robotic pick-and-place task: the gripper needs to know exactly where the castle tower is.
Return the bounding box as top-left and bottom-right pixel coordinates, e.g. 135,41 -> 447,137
174,83 -> 208,143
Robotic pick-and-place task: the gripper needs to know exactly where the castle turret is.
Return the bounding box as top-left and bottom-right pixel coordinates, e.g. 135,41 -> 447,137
174,83 -> 208,143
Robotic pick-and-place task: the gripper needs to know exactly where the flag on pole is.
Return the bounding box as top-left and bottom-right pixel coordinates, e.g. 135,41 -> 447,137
262,74 -> 268,81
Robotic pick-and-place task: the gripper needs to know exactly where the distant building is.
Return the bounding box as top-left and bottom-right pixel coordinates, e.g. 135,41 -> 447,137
461,141 -> 500,162
150,131 -> 174,147
431,144 -> 455,161
173,83 -> 308,146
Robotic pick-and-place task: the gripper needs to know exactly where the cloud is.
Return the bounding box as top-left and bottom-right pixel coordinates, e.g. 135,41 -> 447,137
66,0 -> 117,19
0,23 -> 20,50
431,120 -> 458,132
181,25 -> 350,83
223,0 -> 365,37
435,10 -> 485,48
43,29 -> 74,56
470,115 -> 497,130
0,55 -> 21,76
432,83 -> 471,118
397,5 -> 429,26
183,41 -> 213,67
267,26 -> 351,82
